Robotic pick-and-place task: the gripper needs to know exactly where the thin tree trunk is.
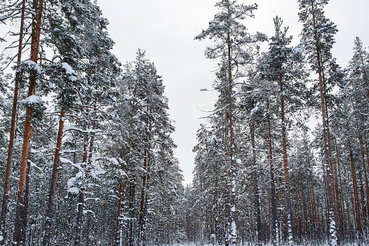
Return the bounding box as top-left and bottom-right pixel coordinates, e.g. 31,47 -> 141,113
74,191 -> 84,246
295,176 -> 301,243
88,120 -> 96,165
317,40 -> 337,246
348,136 -> 362,237
250,122 -> 261,245
80,119 -> 96,244
43,107 -> 66,246
139,151 -> 147,224
279,74 -> 293,244
214,169 -> 219,244
13,0 -> 44,245
305,135 -> 319,242
0,1 -> 27,244
275,168 -> 281,244
139,149 -> 149,246
116,181 -> 127,246
321,158 -> 329,237
311,2 -> 338,243
225,23 -> 236,245
74,140 -> 88,246
266,99 -> 277,245
128,179 -> 136,246
334,138 -> 346,237
361,115 -> 369,225
356,121 -> 369,230
301,185 -> 308,242
324,94 -> 339,232
309,185 -> 318,241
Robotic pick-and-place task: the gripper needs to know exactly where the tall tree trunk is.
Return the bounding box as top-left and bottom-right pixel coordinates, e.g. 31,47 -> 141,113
80,120 -> 96,244
347,136 -> 362,238
214,168 -> 219,244
311,2 -> 338,243
278,74 -> 293,245
13,160 -> 31,246
250,122 -> 261,245
43,107 -> 66,246
324,93 -> 339,233
74,191 -> 85,246
266,99 -> 277,245
316,40 -> 337,246
301,185 -> 308,242
334,138 -> 346,237
356,120 -> 369,230
225,26 -> 237,245
0,1 -> 27,244
116,181 -> 127,246
139,149 -> 149,246
321,157 -> 331,236
305,135 -> 319,242
361,115 -> 369,227
12,1 -> 44,245
295,176 -> 301,243
309,184 -> 318,241
74,139 -> 89,246
128,179 -> 136,246
88,120 -> 96,165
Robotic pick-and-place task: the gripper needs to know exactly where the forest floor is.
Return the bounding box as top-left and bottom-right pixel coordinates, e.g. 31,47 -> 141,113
173,243 -> 360,246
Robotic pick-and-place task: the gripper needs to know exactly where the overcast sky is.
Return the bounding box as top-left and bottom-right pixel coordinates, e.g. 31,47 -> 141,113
97,0 -> 369,185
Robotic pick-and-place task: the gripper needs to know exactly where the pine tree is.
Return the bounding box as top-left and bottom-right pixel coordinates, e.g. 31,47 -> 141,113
266,16 -> 306,245
0,0 -> 26,244
112,50 -> 183,246
195,1 -> 266,243
12,0 -> 44,245
298,0 -> 339,244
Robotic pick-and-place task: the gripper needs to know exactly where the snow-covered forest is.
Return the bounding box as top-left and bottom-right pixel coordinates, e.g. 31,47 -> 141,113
0,0 -> 368,246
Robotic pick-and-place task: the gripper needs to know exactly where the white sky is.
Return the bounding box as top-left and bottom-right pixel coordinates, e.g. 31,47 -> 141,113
96,0 -> 369,185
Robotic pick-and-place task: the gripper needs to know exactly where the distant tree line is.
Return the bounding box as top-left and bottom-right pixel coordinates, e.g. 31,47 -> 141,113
190,0 -> 369,246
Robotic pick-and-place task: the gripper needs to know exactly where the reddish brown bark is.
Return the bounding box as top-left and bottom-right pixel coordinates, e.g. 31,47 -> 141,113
0,0 -> 26,244
13,1 -> 44,245
356,124 -> 369,225
43,107 -> 66,246
362,118 -> 369,217
310,2 -> 338,241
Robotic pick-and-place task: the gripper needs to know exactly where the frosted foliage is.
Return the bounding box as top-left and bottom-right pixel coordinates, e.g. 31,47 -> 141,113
61,62 -> 75,75
24,95 -> 41,105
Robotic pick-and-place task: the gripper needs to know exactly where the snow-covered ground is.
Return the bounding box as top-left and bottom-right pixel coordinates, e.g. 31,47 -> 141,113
171,243 -> 360,246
